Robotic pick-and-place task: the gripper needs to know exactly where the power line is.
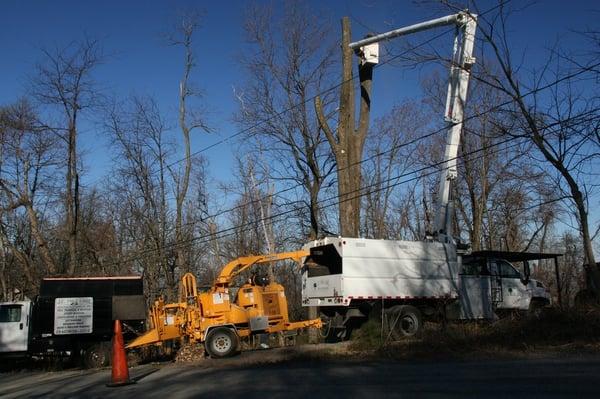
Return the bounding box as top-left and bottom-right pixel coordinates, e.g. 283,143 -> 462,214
79,2 -> 527,250
99,105 -> 594,270
83,11 -> 458,195
112,50 -> 600,250
94,23 -> 459,241
104,135 -> 523,270
105,0 -> 600,251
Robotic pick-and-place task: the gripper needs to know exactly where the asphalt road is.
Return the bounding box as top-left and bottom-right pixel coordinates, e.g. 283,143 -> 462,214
2,355 -> 600,398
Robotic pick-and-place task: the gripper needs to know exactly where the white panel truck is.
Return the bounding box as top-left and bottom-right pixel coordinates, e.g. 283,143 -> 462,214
301,11 -> 557,340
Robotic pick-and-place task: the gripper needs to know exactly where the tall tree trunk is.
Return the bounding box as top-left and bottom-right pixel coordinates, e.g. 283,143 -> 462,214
315,17 -> 374,237
309,183 -> 320,240
67,121 -> 78,275
173,13 -> 207,276
24,201 -> 57,274
176,80 -> 192,273
0,234 -> 8,300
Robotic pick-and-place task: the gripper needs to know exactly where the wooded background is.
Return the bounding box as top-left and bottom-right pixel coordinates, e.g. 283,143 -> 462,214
1,1 -> 599,316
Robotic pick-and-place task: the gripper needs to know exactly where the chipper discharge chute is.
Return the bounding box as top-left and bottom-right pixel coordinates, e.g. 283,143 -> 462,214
127,250 -> 322,358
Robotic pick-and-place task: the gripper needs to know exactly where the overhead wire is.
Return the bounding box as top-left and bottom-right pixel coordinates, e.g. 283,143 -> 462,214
100,103 -> 594,270
110,48 -> 600,250
102,133 -> 523,270
144,109 -> 590,260
105,0 -> 600,252
98,17 -> 460,246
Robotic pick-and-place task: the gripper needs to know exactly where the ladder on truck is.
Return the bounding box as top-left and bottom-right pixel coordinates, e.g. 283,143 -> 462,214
490,275 -> 503,306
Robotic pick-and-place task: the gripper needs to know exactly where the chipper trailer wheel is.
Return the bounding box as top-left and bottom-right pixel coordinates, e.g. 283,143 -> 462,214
205,327 -> 240,358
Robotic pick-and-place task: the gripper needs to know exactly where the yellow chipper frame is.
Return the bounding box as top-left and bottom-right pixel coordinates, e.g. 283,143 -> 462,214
126,250 -> 322,358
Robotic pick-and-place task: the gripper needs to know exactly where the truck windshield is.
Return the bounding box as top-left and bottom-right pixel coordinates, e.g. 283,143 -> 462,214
461,258 -> 489,275
0,304 -> 22,322
495,260 -> 521,278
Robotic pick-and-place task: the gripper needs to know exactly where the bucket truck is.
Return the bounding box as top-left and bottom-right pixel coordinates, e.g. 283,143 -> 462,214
300,11 -> 556,341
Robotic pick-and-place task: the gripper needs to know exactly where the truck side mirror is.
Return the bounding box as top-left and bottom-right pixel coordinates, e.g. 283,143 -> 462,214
522,261 -> 531,285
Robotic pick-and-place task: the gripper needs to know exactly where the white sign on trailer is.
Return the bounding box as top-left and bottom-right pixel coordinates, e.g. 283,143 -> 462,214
54,297 -> 93,335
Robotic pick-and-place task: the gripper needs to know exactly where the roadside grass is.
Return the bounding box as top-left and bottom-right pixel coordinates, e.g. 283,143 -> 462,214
208,307 -> 600,367
348,308 -> 600,360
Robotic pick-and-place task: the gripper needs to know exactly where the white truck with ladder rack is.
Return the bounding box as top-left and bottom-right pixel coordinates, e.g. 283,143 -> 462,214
301,11 -> 555,340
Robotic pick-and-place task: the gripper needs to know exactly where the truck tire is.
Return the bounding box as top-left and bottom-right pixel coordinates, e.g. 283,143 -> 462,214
205,327 -> 240,358
83,342 -> 111,369
385,305 -> 422,340
527,299 -> 548,319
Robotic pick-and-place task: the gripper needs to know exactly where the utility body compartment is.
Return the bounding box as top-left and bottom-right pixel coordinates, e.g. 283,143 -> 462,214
302,237 -> 459,306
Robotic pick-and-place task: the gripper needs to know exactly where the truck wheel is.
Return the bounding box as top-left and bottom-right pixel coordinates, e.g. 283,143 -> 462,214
386,305 -> 422,340
205,327 -> 239,358
84,342 -> 111,368
528,300 -> 548,319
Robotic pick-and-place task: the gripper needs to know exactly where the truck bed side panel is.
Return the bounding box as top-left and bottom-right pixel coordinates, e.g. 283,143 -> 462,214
302,238 -> 459,304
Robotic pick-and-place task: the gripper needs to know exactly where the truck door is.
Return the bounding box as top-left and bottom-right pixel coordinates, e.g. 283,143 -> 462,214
0,301 -> 31,353
493,260 -> 530,310
458,258 -> 494,319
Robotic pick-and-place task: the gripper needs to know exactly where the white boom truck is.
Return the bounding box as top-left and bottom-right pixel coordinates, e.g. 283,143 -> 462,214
301,11 -> 556,340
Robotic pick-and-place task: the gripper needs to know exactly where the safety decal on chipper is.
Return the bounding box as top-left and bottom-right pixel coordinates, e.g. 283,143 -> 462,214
212,293 -> 228,305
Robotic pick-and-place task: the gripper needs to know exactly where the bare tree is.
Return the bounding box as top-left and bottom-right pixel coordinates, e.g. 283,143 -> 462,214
315,16 -> 375,237
104,95 -> 177,298
168,12 -> 211,274
361,100 -> 429,239
470,2 -> 600,299
0,101 -> 59,279
31,38 -> 104,275
236,2 -> 336,240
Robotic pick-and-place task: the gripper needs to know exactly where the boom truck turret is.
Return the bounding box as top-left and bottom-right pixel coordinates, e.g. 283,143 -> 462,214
301,11 -> 557,341
127,251 -> 322,358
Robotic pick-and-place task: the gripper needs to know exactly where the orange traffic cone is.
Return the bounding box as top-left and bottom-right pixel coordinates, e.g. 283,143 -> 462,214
106,319 -> 135,387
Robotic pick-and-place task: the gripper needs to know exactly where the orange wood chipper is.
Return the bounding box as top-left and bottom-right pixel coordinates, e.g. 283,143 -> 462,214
126,250 -> 322,358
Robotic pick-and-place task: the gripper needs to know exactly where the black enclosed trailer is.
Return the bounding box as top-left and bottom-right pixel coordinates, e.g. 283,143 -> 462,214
0,276 -> 146,368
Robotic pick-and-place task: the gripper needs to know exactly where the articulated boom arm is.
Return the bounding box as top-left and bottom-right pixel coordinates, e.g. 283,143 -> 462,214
349,11 -> 478,244
215,250 -> 309,287
434,12 -> 478,242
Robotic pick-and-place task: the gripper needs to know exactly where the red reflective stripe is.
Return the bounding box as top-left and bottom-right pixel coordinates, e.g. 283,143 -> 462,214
331,295 -> 457,300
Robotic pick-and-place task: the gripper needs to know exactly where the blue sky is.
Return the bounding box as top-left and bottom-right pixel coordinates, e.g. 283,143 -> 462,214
0,0 -> 598,192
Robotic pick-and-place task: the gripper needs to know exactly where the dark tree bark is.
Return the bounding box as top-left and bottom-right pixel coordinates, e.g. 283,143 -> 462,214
315,17 -> 374,237
32,38 -> 103,275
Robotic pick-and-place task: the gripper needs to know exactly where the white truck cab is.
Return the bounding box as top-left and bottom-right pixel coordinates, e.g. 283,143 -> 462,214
0,301 -> 31,354
459,251 -> 554,319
